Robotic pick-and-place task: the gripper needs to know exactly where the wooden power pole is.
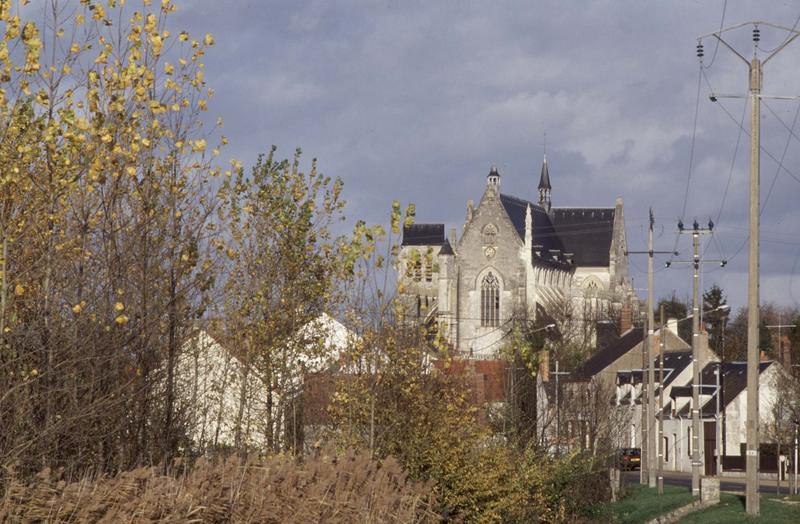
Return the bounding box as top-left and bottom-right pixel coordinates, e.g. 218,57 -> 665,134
676,220 -> 714,496
699,21 -> 800,514
626,209 -> 676,489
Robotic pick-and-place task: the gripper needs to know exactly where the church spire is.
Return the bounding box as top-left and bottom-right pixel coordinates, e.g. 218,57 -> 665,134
538,154 -> 551,212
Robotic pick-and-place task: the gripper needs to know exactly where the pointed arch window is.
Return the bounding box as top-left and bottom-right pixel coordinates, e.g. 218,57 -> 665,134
481,272 -> 500,327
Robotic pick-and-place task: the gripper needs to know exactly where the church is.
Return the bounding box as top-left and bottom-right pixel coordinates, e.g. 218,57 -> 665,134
399,157 -> 638,357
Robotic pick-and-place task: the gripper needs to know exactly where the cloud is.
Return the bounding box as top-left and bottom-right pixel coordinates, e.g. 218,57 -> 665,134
176,0 -> 800,309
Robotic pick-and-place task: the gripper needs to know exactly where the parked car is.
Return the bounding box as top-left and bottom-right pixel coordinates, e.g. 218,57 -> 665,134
618,448 -> 641,471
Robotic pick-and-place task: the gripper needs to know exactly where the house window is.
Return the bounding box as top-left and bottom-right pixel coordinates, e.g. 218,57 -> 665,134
663,436 -> 669,463
687,427 -> 692,457
481,272 -> 500,327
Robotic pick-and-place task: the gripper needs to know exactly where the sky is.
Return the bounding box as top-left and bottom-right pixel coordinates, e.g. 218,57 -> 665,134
175,0 -> 800,311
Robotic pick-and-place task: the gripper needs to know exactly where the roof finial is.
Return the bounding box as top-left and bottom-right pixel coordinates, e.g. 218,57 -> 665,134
487,164 -> 500,189
538,137 -> 551,212
543,132 -> 547,163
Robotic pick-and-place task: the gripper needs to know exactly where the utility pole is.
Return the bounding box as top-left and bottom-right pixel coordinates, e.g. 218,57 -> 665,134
626,210 -> 676,488
699,21 -> 800,515
718,311 -> 728,476
641,320 -> 648,484
677,219 -> 715,496
647,211 -> 656,488
658,304 -> 666,494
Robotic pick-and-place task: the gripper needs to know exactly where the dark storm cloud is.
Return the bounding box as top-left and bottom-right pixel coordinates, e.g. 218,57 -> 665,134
176,0 -> 800,308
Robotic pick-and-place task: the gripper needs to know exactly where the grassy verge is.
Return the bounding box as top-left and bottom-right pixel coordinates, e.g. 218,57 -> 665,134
677,492 -> 800,523
587,484 -> 695,523
593,483 -> 800,523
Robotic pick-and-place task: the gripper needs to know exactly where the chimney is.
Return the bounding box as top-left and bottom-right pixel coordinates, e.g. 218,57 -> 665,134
667,318 -> 679,337
620,303 -> 633,333
539,350 -> 550,382
449,227 -> 457,246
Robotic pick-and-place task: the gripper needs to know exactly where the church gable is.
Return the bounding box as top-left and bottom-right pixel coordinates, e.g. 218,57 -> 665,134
458,185 -> 523,256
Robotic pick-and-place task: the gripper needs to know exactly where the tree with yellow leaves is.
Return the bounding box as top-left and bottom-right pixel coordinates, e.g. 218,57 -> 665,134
0,0 -> 225,475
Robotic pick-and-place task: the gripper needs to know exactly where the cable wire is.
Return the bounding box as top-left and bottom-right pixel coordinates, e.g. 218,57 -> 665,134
668,65 -> 704,268
756,10 -> 800,55
702,0 -> 728,69
704,98 -> 746,261
701,92 -> 800,271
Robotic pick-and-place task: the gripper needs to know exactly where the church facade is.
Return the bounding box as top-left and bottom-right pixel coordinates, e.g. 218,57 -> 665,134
399,159 -> 637,357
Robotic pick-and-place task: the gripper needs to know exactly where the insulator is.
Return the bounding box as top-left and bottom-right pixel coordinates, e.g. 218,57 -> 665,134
693,219 -> 699,231
753,28 -> 761,42
678,220 -> 684,231
696,43 -> 704,58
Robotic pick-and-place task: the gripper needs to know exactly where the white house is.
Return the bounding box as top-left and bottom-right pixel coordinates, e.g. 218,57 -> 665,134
174,313 -> 356,452
661,359 -> 784,476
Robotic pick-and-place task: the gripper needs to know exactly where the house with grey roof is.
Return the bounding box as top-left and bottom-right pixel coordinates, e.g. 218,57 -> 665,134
398,158 -> 638,356
662,359 -> 786,476
553,322 -> 693,453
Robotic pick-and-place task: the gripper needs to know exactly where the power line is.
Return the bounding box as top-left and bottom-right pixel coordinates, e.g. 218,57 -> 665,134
702,98 -> 747,261
703,97 -> 800,270
702,0 -> 728,69
669,65 -> 704,268
757,10 -> 800,54
703,70 -> 800,185
681,66 -> 705,220
698,68 -> 800,272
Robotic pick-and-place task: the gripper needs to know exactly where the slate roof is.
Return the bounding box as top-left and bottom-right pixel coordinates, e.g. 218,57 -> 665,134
498,194 -> 615,268
572,327 -> 644,379
401,224 -> 446,246
655,350 -> 693,389
499,194 -> 571,268
699,361 -> 772,417
668,361 -> 773,418
551,208 -> 615,266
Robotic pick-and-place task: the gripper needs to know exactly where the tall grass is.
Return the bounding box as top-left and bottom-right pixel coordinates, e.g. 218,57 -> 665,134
0,449 -> 438,523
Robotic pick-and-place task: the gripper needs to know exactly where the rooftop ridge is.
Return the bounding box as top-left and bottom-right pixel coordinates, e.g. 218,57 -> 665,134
551,206 -> 615,210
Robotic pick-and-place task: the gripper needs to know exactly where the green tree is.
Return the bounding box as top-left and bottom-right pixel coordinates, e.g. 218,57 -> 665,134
759,319 -> 775,356
703,284 -> 728,355
219,147 -> 347,453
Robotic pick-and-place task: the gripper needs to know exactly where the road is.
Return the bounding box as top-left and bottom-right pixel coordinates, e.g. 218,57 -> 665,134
622,470 -> 798,495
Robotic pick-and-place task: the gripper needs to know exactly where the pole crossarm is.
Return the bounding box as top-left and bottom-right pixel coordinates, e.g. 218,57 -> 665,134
699,20 -> 800,40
